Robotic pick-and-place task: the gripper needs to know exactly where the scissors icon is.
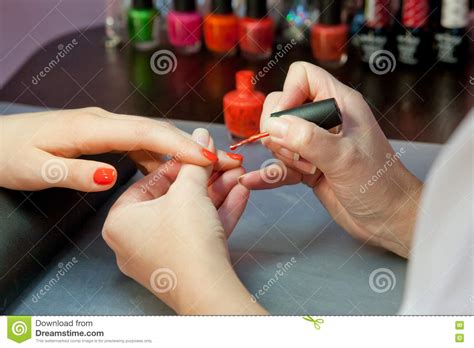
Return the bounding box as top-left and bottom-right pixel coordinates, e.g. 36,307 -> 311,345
303,315 -> 324,330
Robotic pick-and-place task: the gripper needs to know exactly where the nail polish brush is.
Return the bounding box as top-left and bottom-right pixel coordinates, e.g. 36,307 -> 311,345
229,98 -> 342,150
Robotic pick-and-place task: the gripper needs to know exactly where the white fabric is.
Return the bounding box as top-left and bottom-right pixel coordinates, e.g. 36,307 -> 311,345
400,111 -> 473,314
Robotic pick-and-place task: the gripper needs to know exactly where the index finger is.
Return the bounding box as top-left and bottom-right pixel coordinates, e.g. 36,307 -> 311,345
46,110 -> 218,167
275,62 -> 353,113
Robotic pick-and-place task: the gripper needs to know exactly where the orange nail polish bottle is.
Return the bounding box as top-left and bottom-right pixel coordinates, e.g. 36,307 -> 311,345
223,70 -> 265,138
310,0 -> 348,67
203,0 -> 239,55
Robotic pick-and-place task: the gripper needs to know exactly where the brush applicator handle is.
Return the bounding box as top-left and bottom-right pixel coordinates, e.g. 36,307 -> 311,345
270,98 -> 342,130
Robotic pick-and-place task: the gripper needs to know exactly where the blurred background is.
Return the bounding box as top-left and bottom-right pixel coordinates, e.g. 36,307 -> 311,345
0,0 -> 472,143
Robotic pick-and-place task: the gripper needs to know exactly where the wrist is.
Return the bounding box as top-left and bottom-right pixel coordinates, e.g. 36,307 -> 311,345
174,260 -> 267,315
377,171 -> 422,258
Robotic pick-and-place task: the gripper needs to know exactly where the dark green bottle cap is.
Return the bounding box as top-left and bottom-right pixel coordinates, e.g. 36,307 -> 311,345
133,0 -> 154,9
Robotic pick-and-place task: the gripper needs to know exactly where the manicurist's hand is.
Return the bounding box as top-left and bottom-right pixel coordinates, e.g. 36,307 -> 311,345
102,128 -> 267,315
239,62 -> 422,258
0,107 -> 242,191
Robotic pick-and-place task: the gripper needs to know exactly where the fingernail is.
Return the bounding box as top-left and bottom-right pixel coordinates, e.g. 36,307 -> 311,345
237,174 -> 246,185
294,160 -> 317,175
263,117 -> 289,139
226,153 -> 244,162
194,128 -> 210,147
202,148 -> 218,163
277,148 -> 300,161
93,168 -> 116,185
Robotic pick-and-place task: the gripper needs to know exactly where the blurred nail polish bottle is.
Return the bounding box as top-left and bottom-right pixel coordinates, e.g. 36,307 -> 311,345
223,70 -> 265,138
434,0 -> 469,65
310,0 -> 348,67
238,0 -> 275,60
359,0 -> 393,63
106,0 -> 130,48
396,0 -> 430,65
167,0 -> 202,54
203,0 -> 239,55
128,0 -> 160,50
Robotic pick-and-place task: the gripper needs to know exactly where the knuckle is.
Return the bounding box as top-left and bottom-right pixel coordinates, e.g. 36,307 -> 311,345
353,90 -> 364,100
69,110 -> 97,129
156,120 -> 175,130
340,141 -> 363,167
297,125 -> 317,150
101,215 -> 122,247
289,61 -> 305,71
134,120 -> 154,138
101,224 -> 115,246
116,258 -> 129,276
266,91 -> 281,101
83,106 -> 108,116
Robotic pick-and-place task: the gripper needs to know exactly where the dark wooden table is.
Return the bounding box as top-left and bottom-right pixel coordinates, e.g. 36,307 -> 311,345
1,27 -> 472,143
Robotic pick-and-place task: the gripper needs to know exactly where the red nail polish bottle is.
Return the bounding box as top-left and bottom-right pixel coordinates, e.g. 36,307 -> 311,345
396,0 -> 430,65
238,0 -> 274,60
223,70 -> 265,138
310,0 -> 348,67
203,0 -> 239,55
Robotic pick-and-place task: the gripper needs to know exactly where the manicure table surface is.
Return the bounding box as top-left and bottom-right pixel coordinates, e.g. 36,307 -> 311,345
3,103 -> 442,315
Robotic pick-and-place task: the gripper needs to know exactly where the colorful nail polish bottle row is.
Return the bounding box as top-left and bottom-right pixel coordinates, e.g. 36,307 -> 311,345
355,0 -> 469,66
167,0 -> 274,59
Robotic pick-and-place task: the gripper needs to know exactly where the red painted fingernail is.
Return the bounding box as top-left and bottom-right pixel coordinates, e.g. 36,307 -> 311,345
202,148 -> 218,163
93,168 -> 116,185
226,153 -> 244,161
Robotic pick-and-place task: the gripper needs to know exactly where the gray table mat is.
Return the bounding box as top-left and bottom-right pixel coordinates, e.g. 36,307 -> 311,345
1,102 -> 442,315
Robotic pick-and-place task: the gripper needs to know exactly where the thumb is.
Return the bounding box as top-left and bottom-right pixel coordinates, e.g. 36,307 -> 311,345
173,128 -> 215,188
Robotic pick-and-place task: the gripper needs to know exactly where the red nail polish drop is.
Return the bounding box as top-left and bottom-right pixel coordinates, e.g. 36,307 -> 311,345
223,70 -> 265,139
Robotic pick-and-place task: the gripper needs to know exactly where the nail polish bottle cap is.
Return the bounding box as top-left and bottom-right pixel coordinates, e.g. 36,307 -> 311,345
174,0 -> 196,12
235,70 -> 255,92
132,0 -> 154,9
318,0 -> 342,25
441,0 -> 469,29
212,0 -> 233,15
365,0 -> 390,29
402,0 -> 429,28
246,0 -> 268,19
271,98 -> 342,130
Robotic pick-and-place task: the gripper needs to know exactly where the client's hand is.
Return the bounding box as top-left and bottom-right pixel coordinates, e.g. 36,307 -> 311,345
239,62 -> 422,258
0,108 -> 241,191
102,128 -> 267,315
